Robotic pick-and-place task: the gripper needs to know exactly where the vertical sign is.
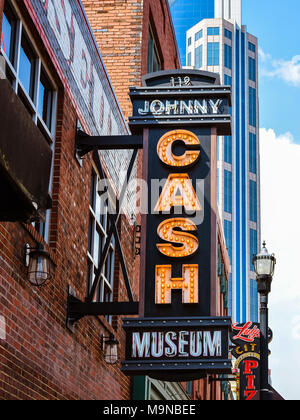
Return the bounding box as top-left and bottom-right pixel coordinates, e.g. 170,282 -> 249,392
122,70 -> 232,380
235,354 -> 260,400
231,322 -> 273,400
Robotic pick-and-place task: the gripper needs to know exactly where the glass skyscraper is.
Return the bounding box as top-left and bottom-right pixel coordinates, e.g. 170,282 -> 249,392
170,0 -> 261,323
169,0 -> 215,63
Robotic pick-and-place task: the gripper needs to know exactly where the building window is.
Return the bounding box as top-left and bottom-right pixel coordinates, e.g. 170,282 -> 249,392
248,57 -> 256,82
249,228 -> 258,268
249,133 -> 257,174
249,87 -> 256,127
249,227 -> 259,320
224,170 -> 232,214
207,42 -> 219,66
224,220 -> 233,263
224,136 -> 232,164
1,0 -> 57,243
249,180 -> 257,223
1,1 -> 57,137
224,74 -> 232,87
87,170 -> 115,321
248,42 -> 256,53
19,33 -> 36,100
187,52 -> 192,66
250,278 -> 258,322
207,27 -> 220,36
195,45 -> 203,68
187,37 -> 192,46
195,29 -> 203,42
217,167 -> 220,206
224,29 -> 232,40
186,381 -> 192,395
1,3 -> 16,64
224,44 -> 232,70
147,26 -> 161,74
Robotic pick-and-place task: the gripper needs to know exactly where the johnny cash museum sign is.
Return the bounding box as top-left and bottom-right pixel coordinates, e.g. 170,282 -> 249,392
122,70 -> 232,381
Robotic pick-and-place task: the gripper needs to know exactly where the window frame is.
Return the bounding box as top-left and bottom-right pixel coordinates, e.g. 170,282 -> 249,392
224,29 -> 232,40
195,44 -> 203,68
249,87 -> 257,127
1,1 -> 57,142
207,27 -> 220,36
195,29 -> 203,42
87,169 -> 116,322
147,25 -> 161,74
248,56 -> 256,82
224,44 -> 232,70
1,1 -> 58,243
207,42 -> 220,66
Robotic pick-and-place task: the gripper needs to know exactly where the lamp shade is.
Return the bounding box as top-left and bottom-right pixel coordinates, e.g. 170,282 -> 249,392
28,244 -> 52,286
104,334 -> 119,365
252,242 -> 276,277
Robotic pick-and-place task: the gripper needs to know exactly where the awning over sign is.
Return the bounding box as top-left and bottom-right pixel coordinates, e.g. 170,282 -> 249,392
270,387 -> 285,401
252,387 -> 285,400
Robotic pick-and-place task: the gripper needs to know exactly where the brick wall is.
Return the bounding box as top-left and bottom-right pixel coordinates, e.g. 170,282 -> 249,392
0,0 -> 137,400
82,0 -> 180,121
0,87 -> 136,401
80,1 -> 181,315
0,0 -> 230,401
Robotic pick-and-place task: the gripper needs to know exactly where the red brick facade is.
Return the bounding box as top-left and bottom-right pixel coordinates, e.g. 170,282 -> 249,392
82,0 -> 180,121
0,0 -> 230,401
0,0 -> 136,400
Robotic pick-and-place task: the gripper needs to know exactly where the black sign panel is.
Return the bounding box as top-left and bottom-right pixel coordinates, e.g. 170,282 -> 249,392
231,322 -> 273,359
231,322 -> 273,400
142,126 -> 212,318
122,317 -> 232,381
235,354 -> 260,401
122,70 -> 232,380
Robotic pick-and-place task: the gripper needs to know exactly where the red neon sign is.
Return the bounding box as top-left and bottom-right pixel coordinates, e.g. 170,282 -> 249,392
232,321 -> 260,343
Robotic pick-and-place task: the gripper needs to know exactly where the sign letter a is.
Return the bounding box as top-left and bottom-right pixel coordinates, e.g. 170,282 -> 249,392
154,174 -> 202,213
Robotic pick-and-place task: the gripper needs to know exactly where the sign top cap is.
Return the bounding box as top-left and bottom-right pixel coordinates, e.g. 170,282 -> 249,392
142,69 -> 221,88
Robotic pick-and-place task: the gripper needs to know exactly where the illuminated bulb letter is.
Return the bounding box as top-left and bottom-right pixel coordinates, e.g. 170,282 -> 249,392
157,218 -> 199,258
154,174 -> 202,213
157,129 -> 201,168
155,265 -> 198,305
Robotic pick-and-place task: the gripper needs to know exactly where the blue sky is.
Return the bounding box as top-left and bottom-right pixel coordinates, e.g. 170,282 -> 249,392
243,0 -> 300,400
243,0 -> 300,142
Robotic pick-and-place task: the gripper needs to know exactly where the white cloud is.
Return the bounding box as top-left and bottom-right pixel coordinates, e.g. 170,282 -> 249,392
260,128 -> 300,304
259,49 -> 300,86
258,47 -> 271,63
260,128 -> 300,399
292,316 -> 300,340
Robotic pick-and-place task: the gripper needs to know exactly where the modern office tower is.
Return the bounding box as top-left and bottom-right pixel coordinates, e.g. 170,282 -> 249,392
171,0 -> 261,323
169,0 -> 215,63
170,0 -> 242,64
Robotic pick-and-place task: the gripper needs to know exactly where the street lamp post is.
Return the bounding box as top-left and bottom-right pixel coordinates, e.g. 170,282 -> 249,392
252,241 -> 276,401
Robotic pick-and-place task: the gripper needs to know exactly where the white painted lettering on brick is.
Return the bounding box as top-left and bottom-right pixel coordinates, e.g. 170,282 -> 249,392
42,0 -> 118,136
0,56 -> 5,79
0,316 -> 6,340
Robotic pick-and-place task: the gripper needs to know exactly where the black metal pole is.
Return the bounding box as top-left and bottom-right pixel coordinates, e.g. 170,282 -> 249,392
259,293 -> 270,400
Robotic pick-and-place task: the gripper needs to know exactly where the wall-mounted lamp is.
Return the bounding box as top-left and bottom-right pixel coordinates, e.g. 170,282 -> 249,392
101,333 -> 119,365
24,243 -> 52,287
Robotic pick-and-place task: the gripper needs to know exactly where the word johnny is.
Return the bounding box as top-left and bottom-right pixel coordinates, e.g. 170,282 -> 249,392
138,99 -> 223,116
